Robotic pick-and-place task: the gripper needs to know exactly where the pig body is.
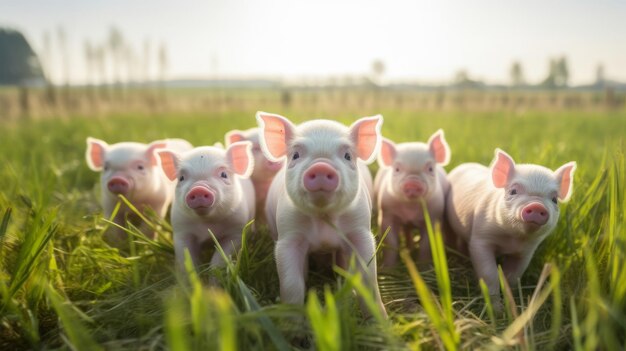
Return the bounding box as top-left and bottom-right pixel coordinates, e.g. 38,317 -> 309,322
258,112 -> 387,319
374,131 -> 451,266
225,128 -> 283,221
157,143 -> 255,269
445,149 -> 576,300
86,138 -> 193,246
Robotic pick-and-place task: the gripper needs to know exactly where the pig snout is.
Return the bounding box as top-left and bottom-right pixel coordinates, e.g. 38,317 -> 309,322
403,179 -> 426,198
303,162 -> 339,192
185,186 -> 215,209
521,202 -> 549,226
107,177 -> 130,195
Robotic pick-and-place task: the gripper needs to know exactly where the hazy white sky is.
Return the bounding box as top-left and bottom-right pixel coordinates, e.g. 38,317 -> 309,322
2,0 -> 625,85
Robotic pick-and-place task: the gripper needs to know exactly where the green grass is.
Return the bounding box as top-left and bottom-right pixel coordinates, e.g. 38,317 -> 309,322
0,109 -> 625,350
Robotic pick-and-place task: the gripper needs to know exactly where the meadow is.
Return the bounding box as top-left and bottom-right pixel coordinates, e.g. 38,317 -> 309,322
0,102 -> 624,350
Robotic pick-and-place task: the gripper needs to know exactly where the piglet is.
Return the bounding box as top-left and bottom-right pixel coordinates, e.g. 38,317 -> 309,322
86,137 -> 192,246
257,111 -> 387,319
445,148 -> 576,304
374,130 -> 451,267
157,142 -> 255,270
225,128 -> 283,221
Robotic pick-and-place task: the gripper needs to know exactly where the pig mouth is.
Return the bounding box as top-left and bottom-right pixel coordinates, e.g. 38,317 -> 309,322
307,191 -> 335,208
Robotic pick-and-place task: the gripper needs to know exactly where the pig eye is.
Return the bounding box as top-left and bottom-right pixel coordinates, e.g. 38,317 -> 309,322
428,166 -> 433,172
552,197 -> 558,204
509,189 -> 517,195
344,152 -> 351,161
395,167 -> 400,172
220,171 -> 228,179
293,152 -> 300,160
179,175 -> 185,182
137,165 -> 144,170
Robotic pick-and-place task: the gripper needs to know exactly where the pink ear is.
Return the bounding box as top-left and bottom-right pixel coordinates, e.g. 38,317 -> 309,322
225,130 -> 246,146
256,111 -> 295,161
428,129 -> 450,166
554,161 -> 576,202
86,137 -> 108,171
146,141 -> 168,166
378,138 -> 397,167
226,141 -> 253,177
157,150 -> 179,181
491,149 -> 516,188
349,114 -> 383,163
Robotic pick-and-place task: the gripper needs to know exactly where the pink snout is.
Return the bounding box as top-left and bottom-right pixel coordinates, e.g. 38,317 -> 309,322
521,203 -> 549,226
185,186 -> 215,209
107,177 -> 130,194
303,162 -> 339,192
403,180 -> 426,198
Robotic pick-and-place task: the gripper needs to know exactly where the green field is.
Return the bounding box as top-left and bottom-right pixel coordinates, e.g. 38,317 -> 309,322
1,109 -> 625,350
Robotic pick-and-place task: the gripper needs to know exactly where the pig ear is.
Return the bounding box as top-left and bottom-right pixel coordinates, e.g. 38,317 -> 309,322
156,149 -> 180,181
491,148 -> 516,188
256,111 -> 296,162
146,140 -> 168,166
349,114 -> 383,164
225,130 -> 246,146
554,161 -> 576,202
428,129 -> 451,166
226,141 -> 254,177
378,138 -> 397,167
86,137 -> 108,171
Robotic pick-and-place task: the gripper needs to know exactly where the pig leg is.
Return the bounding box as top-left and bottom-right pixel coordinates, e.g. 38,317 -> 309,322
379,214 -> 400,267
468,238 -> 502,309
174,233 -> 202,272
501,252 -> 535,289
210,234 -> 242,267
275,237 -> 309,305
344,231 -> 388,319
416,224 -> 433,264
403,225 -> 416,251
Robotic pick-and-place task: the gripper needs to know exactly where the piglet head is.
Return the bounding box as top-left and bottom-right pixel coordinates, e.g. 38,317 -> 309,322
491,148 -> 576,234
379,129 -> 450,202
226,128 -> 284,181
158,141 -> 253,217
257,111 -> 382,213
86,137 -> 167,199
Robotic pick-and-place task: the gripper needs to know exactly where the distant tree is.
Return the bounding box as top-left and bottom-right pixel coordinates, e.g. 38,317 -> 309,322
158,42 -> 168,84
42,31 -> 52,83
84,40 -> 94,86
371,59 -> 385,86
541,58 -> 558,88
94,45 -> 107,85
143,38 -> 151,83
0,28 -> 46,85
555,56 -> 569,87
56,26 -> 69,85
108,26 -> 124,84
595,63 -> 605,86
454,69 -> 469,84
510,61 -> 525,87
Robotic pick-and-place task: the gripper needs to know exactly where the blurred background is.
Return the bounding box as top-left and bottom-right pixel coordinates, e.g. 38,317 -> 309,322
1,0 -> 625,119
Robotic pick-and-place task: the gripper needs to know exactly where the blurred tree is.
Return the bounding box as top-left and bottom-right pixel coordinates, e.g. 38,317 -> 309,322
510,61 -> 525,87
541,58 -> 557,88
555,57 -> 569,87
455,69 -> 469,84
371,59 -> 385,86
42,31 -> 52,83
84,40 -> 94,86
595,63 -> 605,86
57,26 -> 69,85
0,28 -> 46,85
108,26 -> 124,85
143,38 -> 151,83
94,45 -> 107,86
158,42 -> 168,84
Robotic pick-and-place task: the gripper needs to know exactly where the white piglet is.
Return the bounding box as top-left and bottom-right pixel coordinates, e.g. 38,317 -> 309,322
225,128 -> 283,220
157,142 -> 255,270
86,137 -> 192,246
374,130 -> 451,266
446,148 -> 576,303
257,111 -> 387,319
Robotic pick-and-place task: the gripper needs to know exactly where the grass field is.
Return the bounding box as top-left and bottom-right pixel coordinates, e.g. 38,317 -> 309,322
0,108 -> 625,350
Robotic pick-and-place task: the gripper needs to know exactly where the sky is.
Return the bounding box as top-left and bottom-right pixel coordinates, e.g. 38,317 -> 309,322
2,0 -> 625,85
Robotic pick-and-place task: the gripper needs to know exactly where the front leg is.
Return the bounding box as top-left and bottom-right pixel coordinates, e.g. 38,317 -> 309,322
174,233 -> 202,272
468,238 -> 501,306
344,231 -> 388,319
210,233 -> 242,267
275,237 -> 309,305
501,250 -> 536,288
416,223 -> 433,264
379,211 -> 400,267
